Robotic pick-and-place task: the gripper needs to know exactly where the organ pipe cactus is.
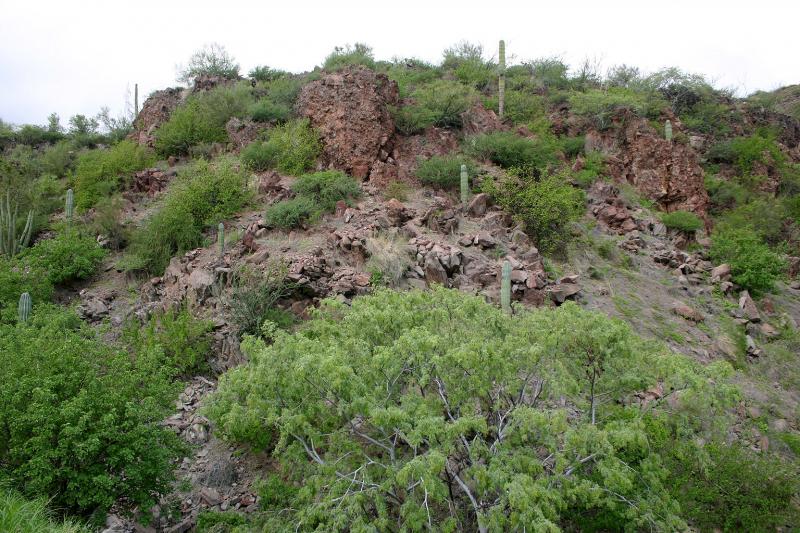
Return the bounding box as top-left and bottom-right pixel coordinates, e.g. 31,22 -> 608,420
18,292 -> 31,323
0,192 -> 33,258
498,40 -> 506,120
65,188 -> 74,222
218,222 -> 225,258
460,164 -> 469,205
665,120 -> 673,142
501,260 -> 511,314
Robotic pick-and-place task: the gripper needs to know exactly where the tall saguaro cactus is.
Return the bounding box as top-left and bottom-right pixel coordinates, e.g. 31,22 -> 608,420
460,164 -> 469,205
0,192 -> 33,258
665,120 -> 673,142
65,188 -> 74,222
134,83 -> 139,118
218,222 -> 225,258
498,40 -> 506,120
501,260 -> 512,314
18,292 -> 31,323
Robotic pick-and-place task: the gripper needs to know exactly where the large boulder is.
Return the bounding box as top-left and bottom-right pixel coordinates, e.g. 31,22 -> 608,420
129,87 -> 186,148
297,66 -> 399,180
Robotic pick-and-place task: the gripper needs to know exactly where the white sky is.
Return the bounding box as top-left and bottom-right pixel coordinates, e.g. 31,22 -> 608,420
1,0 -> 798,126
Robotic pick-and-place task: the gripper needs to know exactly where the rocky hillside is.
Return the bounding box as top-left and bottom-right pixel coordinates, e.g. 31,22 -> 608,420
1,42 -> 800,532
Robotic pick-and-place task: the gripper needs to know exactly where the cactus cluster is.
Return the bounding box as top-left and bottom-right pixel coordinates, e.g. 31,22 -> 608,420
501,260 -> 511,314
18,292 -> 31,323
460,164 -> 469,205
498,40 -> 506,120
218,222 -> 225,258
0,192 -> 33,258
665,119 -> 673,142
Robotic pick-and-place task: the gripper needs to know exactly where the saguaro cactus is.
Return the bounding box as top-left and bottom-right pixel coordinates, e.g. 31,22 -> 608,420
665,119 -> 673,142
134,83 -> 139,118
18,292 -> 31,323
218,222 -> 225,258
0,192 -> 33,258
501,260 -> 511,314
65,188 -> 74,222
460,164 -> 469,205
498,40 -> 506,120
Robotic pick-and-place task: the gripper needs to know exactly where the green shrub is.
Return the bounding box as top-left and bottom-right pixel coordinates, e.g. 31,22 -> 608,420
0,488 -> 91,533
265,170 -> 361,229
569,87 -> 666,129
73,140 -> 154,209
89,195 -> 129,250
0,306 -> 184,517
384,59 -> 441,97
323,43 -> 375,71
441,41 -> 494,90
661,210 -> 704,233
207,287 -> 734,531
710,226 -> 786,295
705,175 -> 751,214
128,157 -> 250,274
249,99 -> 290,123
258,76 -> 305,108
0,257 -> 52,323
40,140 -> 75,177
573,150 -> 606,188
196,510 -> 247,532
411,80 -> 476,129
227,264 -> 294,337
383,180 -> 411,201
561,135 -> 585,157
415,154 -> 477,189
483,170 -> 585,252
484,90 -> 546,125
177,43 -> 239,84
706,134 -> 784,177
467,131 -> 562,172
23,230 -> 106,285
243,119 -> 320,175
249,65 -> 289,82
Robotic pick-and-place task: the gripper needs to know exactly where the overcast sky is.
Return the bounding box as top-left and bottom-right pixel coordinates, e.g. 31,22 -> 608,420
1,0 -> 798,126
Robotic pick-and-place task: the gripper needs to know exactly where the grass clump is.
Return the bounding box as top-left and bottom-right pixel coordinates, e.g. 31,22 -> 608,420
467,131 -> 562,172
265,170 -> 361,229
0,488 -> 91,533
661,210 -> 704,234
394,80 -> 476,134
249,99 -> 291,123
365,230 -> 413,286
415,154 -> 477,189
323,43 -> 375,71
73,140 -> 154,209
227,263 -> 294,338
241,119 -> 320,175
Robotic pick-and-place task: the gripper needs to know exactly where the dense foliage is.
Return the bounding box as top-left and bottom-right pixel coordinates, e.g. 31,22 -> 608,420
73,140 -> 154,209
710,226 -> 786,294
23,230 -> 106,285
415,155 -> 477,189
207,288 -> 737,532
241,119 -> 321,175
265,170 -> 361,229
660,210 -> 704,234
467,131 -> 562,172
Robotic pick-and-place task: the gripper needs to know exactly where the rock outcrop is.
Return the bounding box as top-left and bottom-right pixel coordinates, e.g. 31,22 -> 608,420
129,87 -> 185,148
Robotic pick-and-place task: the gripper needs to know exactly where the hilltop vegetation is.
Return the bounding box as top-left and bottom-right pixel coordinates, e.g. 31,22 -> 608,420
1,40 -> 800,532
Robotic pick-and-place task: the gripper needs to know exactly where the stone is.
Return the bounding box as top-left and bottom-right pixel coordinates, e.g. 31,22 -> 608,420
423,253 -> 448,286
466,193 -> 490,216
188,269 -> 215,303
558,274 -> 580,284
200,487 -> 222,506
720,281 -> 734,293
710,263 -> 731,282
672,302 -> 704,322
759,322 -> 779,338
385,198 -> 410,225
547,283 -> 581,304
738,290 -> 761,322
474,231 -> 496,249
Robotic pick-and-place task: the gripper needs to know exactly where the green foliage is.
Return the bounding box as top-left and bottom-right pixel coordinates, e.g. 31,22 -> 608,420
710,226 -> 786,295
227,264 -> 294,338
660,210 -> 704,233
384,58 -> 441,97
178,43 -> 239,84
0,256 -> 52,323
705,175 -> 751,214
415,154 -> 477,189
23,230 -> 106,285
524,57 -> 570,90
248,65 -> 289,82
196,510 -> 247,532
127,157 -> 250,274
0,305 -> 184,517
467,131 -> 562,172
14,124 -> 64,146
263,196 -> 319,229
73,140 -> 155,209
208,288 -> 735,531
405,80 -> 477,130
441,41 -> 494,90
573,151 -> 606,188
89,195 -> 129,250
122,306 -> 212,375
249,99 -> 290,123
241,119 -> 320,175
569,87 -> 666,130
484,90 -> 546,125
265,170 -> 360,230
706,134 -> 784,178
483,170 -> 585,252
40,140 -> 75,177
0,487 -> 91,533
364,230 -> 413,287
383,180 -> 411,202
323,43 -> 375,71
560,135 -> 585,158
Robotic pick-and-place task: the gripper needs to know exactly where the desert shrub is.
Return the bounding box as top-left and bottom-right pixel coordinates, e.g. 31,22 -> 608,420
207,287 -> 735,531
0,305 -> 184,517
23,230 -> 106,285
178,43 -> 239,84
265,170 -> 361,229
484,90 -> 546,125
573,151 -> 606,188
40,140 -> 75,177
127,157 -> 250,274
391,104 -> 434,136
0,488 -> 91,533
365,230 -> 412,286
89,195 -> 129,250
196,510 -> 247,532
561,135 -> 585,157
73,140 -> 154,209
122,307 -> 212,375
705,175 -> 751,214
527,56 -> 571,90
680,99 -> 734,136
661,210 -> 704,233
323,43 -> 375,71
710,226 -> 786,294
383,180 -> 411,201
716,198 -> 789,247
155,100 -> 225,156
259,76 -> 306,108
441,41 -> 494,90
227,263 -> 294,337
415,154 -> 477,189
384,59 -> 441,97
243,119 -> 319,175
249,65 -> 289,82
569,87 -> 666,130
483,170 -> 585,252
412,80 -> 476,129
249,99 -> 290,123
0,257 -> 53,323
467,131 -> 562,172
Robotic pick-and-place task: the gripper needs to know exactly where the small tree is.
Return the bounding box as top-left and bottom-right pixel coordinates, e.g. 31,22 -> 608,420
177,43 -> 240,84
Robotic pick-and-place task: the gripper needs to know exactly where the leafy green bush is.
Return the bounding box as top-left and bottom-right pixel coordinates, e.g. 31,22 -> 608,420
0,488 -> 91,533
73,140 -> 154,209
177,43 -> 239,84
0,257 -> 53,322
227,264 -> 294,337
241,120 -> 320,175
560,135 -> 585,158
391,104 -> 434,136
569,87 -> 666,130
323,43 -> 375,71
265,170 -> 361,229
706,134 -> 784,177
415,154 -> 477,189
661,210 -> 704,233
710,226 -> 786,294
484,90 -> 546,125
441,41 -> 494,90
207,287 -> 734,531
196,510 -> 247,532
249,65 -> 288,82
467,131 -> 562,172
128,157 -> 250,274
0,305 -> 184,516
384,59 -> 441,97
40,140 -> 75,177
484,170 -> 585,252
410,80 -> 476,129
23,230 -> 106,285
249,99 -> 290,123
705,175 -> 751,214
573,150 -> 606,188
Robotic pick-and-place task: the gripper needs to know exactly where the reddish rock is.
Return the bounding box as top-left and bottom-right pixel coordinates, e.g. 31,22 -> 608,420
225,117 -> 268,151
466,193 -> 490,216
385,198 -> 410,226
672,302 -> 704,322
739,290 -> 761,323
393,127 -> 460,182
129,87 -> 185,147
460,103 -> 505,135
297,66 -> 398,181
